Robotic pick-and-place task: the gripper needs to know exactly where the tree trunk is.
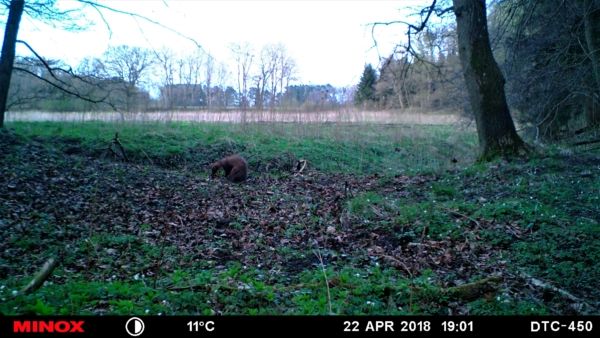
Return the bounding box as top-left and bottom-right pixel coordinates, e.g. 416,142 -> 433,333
583,0 -> 600,126
453,0 -> 527,160
0,0 -> 25,128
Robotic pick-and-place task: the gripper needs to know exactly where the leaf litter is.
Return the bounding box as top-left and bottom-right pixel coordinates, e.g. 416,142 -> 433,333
1,130 -> 598,314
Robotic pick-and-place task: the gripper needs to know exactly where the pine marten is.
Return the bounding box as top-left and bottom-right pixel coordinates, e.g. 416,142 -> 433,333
210,154 -> 248,182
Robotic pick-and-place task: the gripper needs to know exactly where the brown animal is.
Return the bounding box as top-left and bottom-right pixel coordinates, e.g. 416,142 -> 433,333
210,154 -> 248,182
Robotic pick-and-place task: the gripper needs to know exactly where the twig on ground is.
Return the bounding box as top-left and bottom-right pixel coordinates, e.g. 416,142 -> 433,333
139,148 -> 154,165
313,248 -> 333,315
379,254 -> 413,277
443,208 -> 481,228
295,159 -> 307,175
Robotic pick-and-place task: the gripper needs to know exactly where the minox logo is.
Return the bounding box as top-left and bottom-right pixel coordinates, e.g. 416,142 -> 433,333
13,320 -> 85,333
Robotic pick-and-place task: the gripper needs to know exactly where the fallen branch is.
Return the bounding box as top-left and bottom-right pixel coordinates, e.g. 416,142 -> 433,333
444,276 -> 502,301
20,258 -> 58,295
520,271 -> 596,314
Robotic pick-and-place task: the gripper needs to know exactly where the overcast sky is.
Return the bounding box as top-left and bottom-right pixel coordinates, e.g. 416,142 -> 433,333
11,0 -> 429,87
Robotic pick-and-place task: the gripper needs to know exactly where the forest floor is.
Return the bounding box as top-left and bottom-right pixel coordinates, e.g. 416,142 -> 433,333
0,122 -> 598,315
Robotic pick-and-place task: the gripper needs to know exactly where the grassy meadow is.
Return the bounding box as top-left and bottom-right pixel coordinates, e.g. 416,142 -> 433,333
0,120 -> 598,315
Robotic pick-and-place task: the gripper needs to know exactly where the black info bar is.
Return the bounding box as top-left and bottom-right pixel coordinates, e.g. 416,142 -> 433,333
1,316 -> 598,337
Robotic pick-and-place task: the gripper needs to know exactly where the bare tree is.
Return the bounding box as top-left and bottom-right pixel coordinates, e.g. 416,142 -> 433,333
254,45 -> 279,111
280,53 -> 297,107
254,50 -> 268,111
271,44 -> 297,110
262,43 -> 294,110
205,53 -> 215,110
99,45 -> 153,112
266,44 -> 282,109
155,48 -> 177,110
376,55 -> 408,109
215,62 -> 230,109
0,0 -> 204,126
230,42 -> 254,112
178,49 -> 203,108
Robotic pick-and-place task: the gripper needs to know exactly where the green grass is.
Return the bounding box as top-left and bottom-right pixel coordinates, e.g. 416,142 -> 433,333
7,121 -> 478,175
1,263 -> 544,315
1,121 -> 598,315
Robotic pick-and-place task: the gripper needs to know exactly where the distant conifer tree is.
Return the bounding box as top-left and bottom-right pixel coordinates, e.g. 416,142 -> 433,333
354,64 -> 378,106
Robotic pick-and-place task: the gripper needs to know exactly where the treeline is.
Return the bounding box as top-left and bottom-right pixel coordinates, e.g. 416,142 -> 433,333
7,43 -> 355,112
9,0 -> 600,141
355,0 -> 600,140
354,25 -> 467,112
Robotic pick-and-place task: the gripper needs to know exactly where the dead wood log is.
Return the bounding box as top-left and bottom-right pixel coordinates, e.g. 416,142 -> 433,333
20,257 -> 58,295
444,276 -> 502,301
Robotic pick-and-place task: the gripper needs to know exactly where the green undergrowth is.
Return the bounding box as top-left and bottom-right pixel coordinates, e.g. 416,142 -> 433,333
7,121 -> 477,175
0,122 -> 598,315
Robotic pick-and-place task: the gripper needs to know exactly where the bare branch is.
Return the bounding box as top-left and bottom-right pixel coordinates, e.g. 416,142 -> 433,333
13,66 -> 114,109
370,0 -> 453,65
16,40 -> 113,90
77,0 -> 204,51
88,3 -> 113,38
